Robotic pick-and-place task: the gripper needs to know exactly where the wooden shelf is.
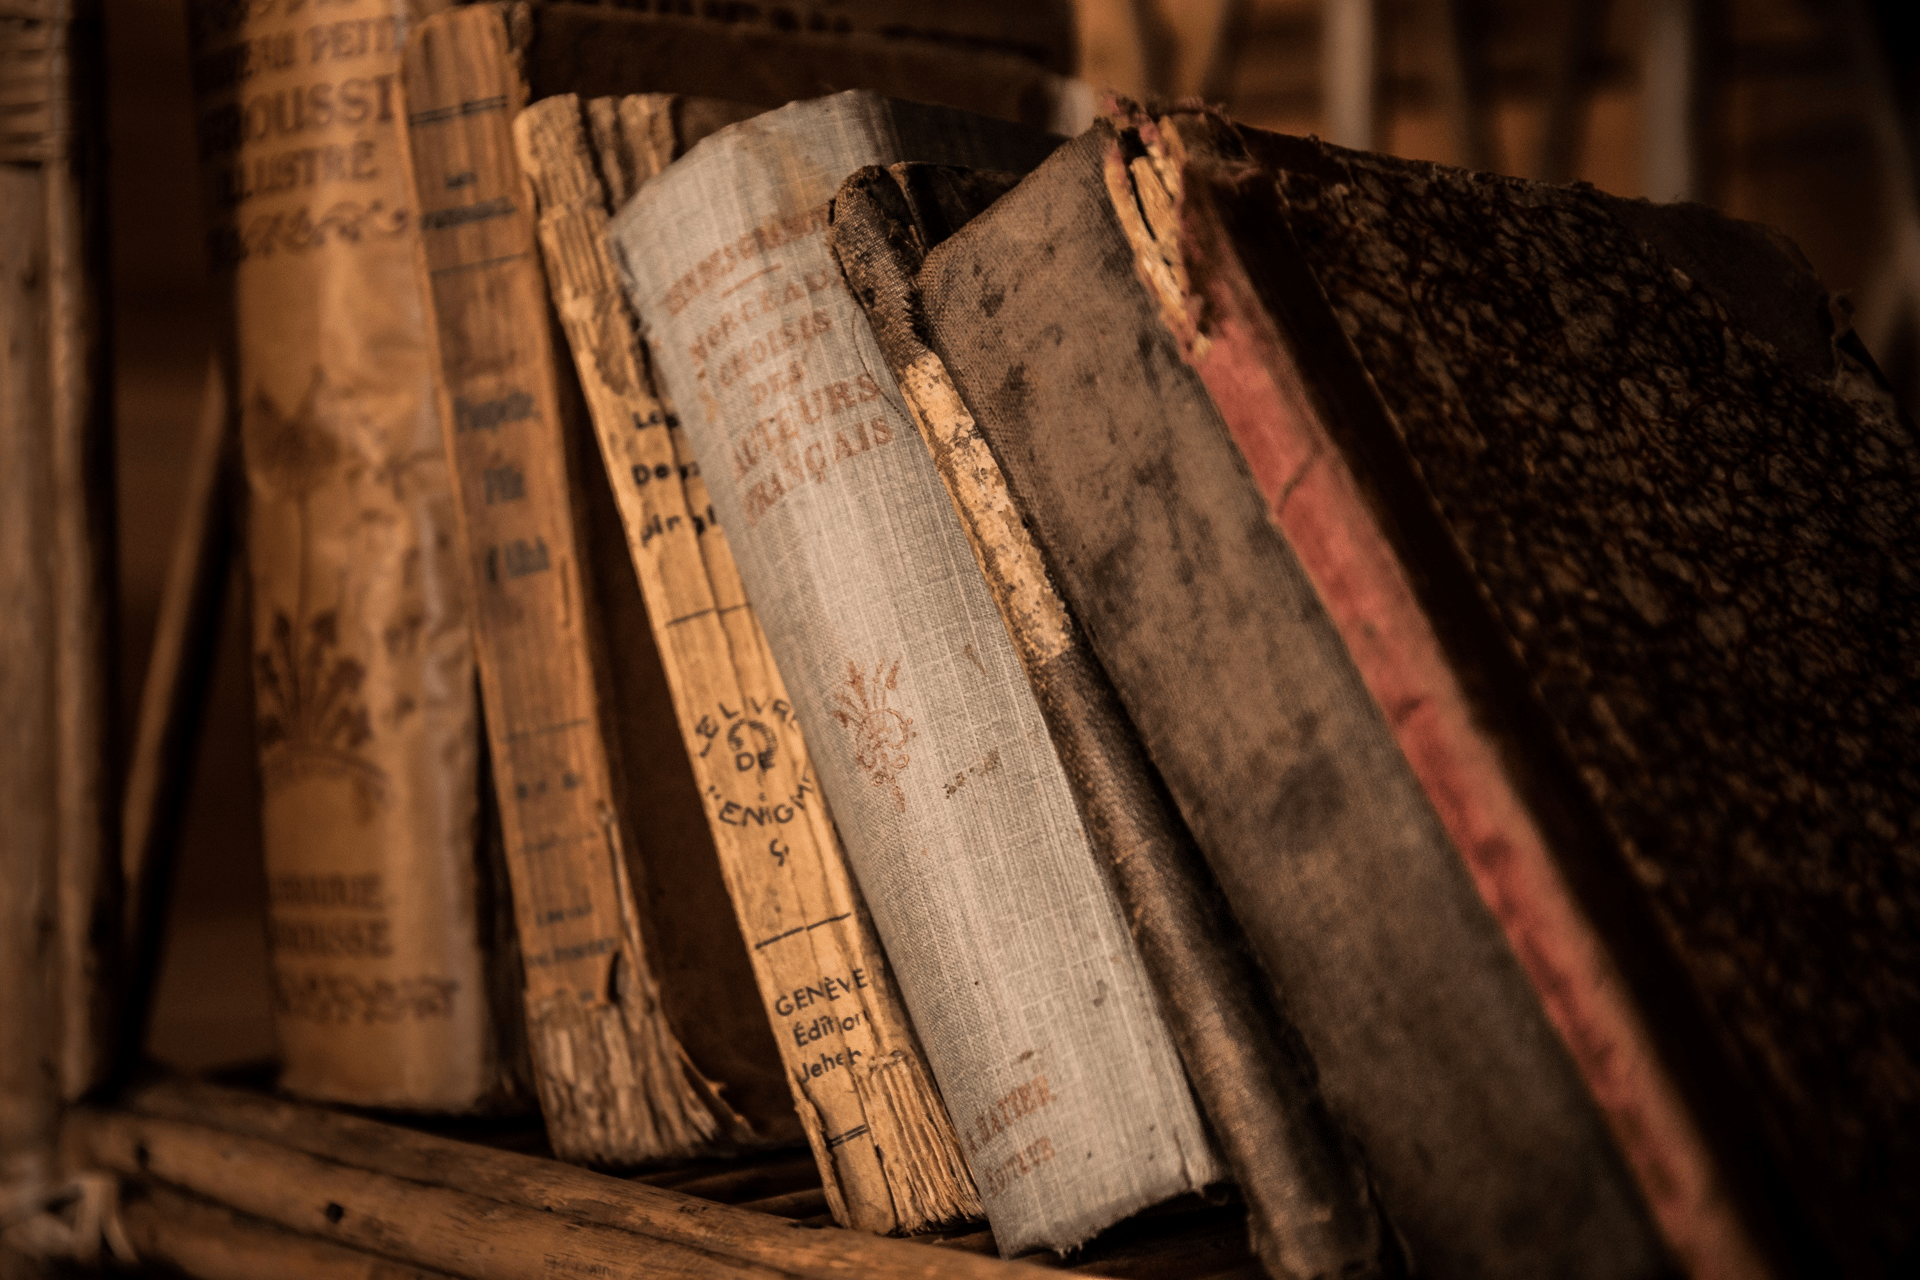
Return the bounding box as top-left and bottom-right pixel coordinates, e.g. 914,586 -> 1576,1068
69,1074 -> 1260,1279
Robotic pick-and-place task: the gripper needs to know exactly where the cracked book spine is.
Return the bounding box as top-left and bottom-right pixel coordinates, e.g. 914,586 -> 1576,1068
396,4 -> 801,1165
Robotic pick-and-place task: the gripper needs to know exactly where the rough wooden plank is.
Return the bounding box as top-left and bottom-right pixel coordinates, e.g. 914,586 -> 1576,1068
119,1181 -> 458,1280
74,1108 -> 782,1280
42,0 -> 117,1105
0,151 -> 57,1229
114,1078 -> 1047,1280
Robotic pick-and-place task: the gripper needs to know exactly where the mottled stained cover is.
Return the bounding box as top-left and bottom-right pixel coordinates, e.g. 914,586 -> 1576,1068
1266,138 -> 1919,1273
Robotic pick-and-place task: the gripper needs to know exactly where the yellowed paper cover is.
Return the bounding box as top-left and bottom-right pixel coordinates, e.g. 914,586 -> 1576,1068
189,0 -> 510,1109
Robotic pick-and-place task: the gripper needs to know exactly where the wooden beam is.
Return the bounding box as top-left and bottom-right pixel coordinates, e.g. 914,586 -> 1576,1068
1322,0 -> 1378,149
117,355 -> 237,1079
76,1079 -> 1049,1280
120,1181 -> 463,1280
1644,0 -> 1700,199
1536,0 -> 1612,182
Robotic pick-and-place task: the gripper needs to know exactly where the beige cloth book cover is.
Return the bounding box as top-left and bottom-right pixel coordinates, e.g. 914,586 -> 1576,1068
187,0 -> 516,1109
613,92 -> 1222,1254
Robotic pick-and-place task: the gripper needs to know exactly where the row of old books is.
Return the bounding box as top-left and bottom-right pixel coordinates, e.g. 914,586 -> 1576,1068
187,2 -> 1916,1278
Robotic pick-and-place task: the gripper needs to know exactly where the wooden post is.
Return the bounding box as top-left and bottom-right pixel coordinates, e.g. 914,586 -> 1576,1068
1322,0 -> 1377,150
44,0 -> 117,1108
91,1078 -> 1047,1280
1536,0 -> 1611,183
1644,0 -> 1700,200
118,356 -> 236,1074
1,0 -> 116,1236
1437,0 -> 1494,171
0,57 -> 60,1231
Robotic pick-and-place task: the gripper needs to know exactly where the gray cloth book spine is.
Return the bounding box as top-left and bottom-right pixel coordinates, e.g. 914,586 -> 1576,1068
611,92 -> 1221,1254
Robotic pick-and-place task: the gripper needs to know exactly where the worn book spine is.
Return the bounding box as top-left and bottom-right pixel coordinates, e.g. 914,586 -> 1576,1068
186,0 -> 517,1111
614,91 -> 1221,1254
828,157 -> 1390,1279
515,92 -> 980,1234
1108,115 -> 1780,1278
397,4 -> 766,1165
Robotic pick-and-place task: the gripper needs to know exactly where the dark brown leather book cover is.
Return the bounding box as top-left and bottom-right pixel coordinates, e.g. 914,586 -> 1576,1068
1153,115 -> 1920,1280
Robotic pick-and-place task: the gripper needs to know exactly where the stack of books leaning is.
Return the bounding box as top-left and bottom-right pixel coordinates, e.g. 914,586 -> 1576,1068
38,2 -> 1919,1279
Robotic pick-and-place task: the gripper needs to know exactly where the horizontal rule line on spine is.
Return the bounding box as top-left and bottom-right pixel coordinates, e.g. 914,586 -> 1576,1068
429,251 -> 527,277
506,718 -> 589,742
824,1125 -> 870,1151
407,95 -> 509,126
664,602 -> 751,629
420,197 -> 515,231
753,912 -> 852,950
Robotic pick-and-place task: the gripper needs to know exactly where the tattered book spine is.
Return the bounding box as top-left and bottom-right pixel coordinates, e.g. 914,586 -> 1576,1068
614,92 -> 1221,1255
396,6 -> 747,1164
515,92 -> 979,1233
188,0 -> 511,1110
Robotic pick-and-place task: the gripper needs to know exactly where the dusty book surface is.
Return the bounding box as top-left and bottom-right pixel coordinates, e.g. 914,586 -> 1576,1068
186,0 -> 513,1111
613,92 -> 1221,1254
516,92 -> 979,1234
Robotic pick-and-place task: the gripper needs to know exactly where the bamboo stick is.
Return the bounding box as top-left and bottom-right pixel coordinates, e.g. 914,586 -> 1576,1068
0,118 -> 58,1234
661,1155 -> 821,1203
2,0 -> 113,1228
43,0 -> 118,1105
73,1109 -> 783,1280
120,1182 -> 458,1280
107,1078 -> 1044,1279
118,355 -> 237,1075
